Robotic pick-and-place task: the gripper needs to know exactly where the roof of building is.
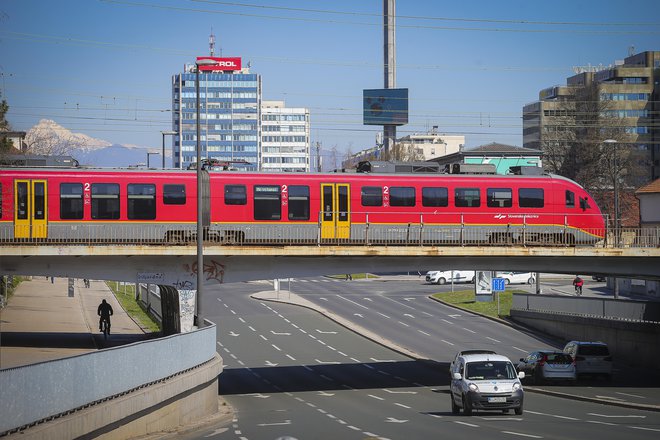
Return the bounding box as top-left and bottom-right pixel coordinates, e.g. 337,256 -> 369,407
463,142 -> 541,155
635,178 -> 660,194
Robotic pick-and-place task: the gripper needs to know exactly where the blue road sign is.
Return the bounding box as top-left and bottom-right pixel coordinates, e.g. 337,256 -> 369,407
492,278 -> 506,292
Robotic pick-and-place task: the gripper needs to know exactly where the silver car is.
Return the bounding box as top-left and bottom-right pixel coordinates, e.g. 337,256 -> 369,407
517,351 -> 576,384
563,341 -> 613,379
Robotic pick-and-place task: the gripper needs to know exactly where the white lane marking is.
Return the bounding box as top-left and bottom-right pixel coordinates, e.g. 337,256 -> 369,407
338,295 -> 371,310
394,403 -> 411,409
337,419 -> 347,425
317,408 -> 327,414
588,413 -> 646,418
238,317 -> 245,323
403,313 -> 415,319
316,329 -> 338,334
371,358 -> 397,363
347,425 -> 360,431
259,334 -> 267,341
230,310 -> 236,315
462,327 -> 476,334
369,394 -> 385,400
248,326 -> 256,332
271,344 -> 282,351
441,339 -> 455,346
229,354 -> 237,359
421,311 -> 433,317
257,420 -> 290,427
327,346 -> 337,351
318,391 -> 335,396
487,337 -> 501,343
320,375 -> 333,381
442,319 -> 453,325
239,393 -> 269,398
454,421 -> 479,428
271,331 -> 291,336
204,428 -> 228,437
378,312 -> 391,319
398,321 -> 410,327
526,411 -> 579,421
448,314 -> 462,318
291,323 -> 299,329
363,297 -> 373,302
354,313 -> 364,318
480,417 -> 523,421
501,431 -> 543,438
318,340 -> 327,346
315,359 -> 341,364
338,351 -> 347,356
326,414 -> 337,419
586,420 -> 617,426
615,392 -> 646,399
630,426 -> 660,432
404,297 -> 416,301
418,330 -> 431,336
384,389 -> 417,394
385,417 -> 408,423
286,354 -> 296,361
512,346 -> 528,353
595,395 -> 625,401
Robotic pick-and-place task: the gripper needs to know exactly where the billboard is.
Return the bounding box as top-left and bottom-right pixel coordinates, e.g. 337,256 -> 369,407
363,88 -> 408,126
196,57 -> 242,71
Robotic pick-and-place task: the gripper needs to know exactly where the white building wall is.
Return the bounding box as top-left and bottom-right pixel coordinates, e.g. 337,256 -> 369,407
397,133 -> 465,160
260,100 -> 310,172
638,193 -> 660,225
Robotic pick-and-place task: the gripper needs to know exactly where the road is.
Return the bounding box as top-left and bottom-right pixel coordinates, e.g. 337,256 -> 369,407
183,276 -> 660,440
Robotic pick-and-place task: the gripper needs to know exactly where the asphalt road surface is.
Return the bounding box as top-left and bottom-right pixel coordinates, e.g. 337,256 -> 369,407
183,277 -> 660,440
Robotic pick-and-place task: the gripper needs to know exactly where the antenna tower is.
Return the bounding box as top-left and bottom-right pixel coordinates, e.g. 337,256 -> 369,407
209,27 -> 216,56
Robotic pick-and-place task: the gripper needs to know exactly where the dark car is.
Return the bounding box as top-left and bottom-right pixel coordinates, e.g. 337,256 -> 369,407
592,274 -> 606,282
517,351 -> 576,384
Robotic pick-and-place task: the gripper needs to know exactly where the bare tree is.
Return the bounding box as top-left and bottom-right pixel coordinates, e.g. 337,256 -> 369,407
0,91 -> 13,153
24,124 -> 85,156
379,142 -> 425,162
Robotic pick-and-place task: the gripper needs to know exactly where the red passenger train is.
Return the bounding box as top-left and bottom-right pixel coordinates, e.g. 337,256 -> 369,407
0,166 -> 605,245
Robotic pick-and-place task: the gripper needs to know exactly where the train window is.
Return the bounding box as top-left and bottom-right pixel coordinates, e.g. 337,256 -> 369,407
361,186 -> 382,207
519,188 -> 544,208
455,188 -> 481,208
565,190 -> 575,208
390,187 -> 416,207
60,183 -> 84,219
338,185 -> 349,221
225,185 -> 247,205
164,184 -> 186,205
323,185 -> 333,221
288,185 -> 310,220
254,185 -> 281,220
487,188 -> 512,208
91,183 -> 120,220
17,182 -> 28,220
422,187 -> 448,207
128,184 -> 156,220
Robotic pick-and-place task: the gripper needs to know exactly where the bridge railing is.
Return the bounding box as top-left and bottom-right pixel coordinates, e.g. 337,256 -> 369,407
0,215 -> 658,248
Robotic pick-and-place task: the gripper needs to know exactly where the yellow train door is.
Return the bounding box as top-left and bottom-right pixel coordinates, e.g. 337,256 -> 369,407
320,183 -> 350,240
14,180 -> 48,239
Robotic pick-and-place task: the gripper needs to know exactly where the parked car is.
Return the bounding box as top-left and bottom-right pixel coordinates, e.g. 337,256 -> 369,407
425,270 -> 476,285
495,271 -> 536,285
562,341 -> 613,379
516,350 -> 576,384
450,353 -> 524,415
449,349 -> 497,376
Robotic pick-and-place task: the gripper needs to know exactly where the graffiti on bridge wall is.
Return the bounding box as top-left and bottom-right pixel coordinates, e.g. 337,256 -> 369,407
183,259 -> 225,285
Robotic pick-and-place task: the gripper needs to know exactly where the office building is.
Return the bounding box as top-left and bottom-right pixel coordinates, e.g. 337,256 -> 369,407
261,100 -> 310,172
523,50 -> 660,182
172,57 -> 261,170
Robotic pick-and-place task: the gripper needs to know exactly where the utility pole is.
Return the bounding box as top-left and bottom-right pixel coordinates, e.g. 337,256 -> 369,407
316,141 -> 322,172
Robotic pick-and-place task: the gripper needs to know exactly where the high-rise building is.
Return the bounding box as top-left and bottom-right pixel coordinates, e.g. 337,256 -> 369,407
261,100 -> 310,172
171,57 -> 261,170
523,50 -> 660,182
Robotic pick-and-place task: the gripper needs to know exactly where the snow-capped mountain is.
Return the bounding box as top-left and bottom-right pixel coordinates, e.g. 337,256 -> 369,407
24,119 -> 164,167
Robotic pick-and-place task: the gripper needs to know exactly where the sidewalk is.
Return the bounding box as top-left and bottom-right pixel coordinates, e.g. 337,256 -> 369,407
0,277 -> 147,370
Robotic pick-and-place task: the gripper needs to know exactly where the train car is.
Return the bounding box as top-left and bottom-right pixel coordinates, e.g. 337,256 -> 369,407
0,166 -> 605,245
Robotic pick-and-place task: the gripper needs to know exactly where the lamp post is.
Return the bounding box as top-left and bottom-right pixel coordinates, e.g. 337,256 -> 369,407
194,58 -> 218,327
146,152 -> 158,168
161,131 -> 177,169
604,139 -> 619,299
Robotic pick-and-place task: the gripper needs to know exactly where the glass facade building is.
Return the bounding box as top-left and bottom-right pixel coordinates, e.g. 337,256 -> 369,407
172,66 -> 261,170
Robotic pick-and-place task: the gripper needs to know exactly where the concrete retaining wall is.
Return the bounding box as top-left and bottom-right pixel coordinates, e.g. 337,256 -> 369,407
510,309 -> 660,369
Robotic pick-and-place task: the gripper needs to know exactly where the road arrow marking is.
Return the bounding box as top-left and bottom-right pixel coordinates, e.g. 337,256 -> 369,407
316,329 -> 338,334
354,313 -> 364,318
318,391 -> 335,396
229,331 -> 240,337
404,313 -> 415,319
265,361 -> 278,367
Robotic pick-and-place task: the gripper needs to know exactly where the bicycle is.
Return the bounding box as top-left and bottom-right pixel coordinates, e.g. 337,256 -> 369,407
574,284 -> 582,296
100,317 -> 111,339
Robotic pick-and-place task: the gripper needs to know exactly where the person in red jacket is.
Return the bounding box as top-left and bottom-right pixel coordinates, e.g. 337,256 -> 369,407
573,275 -> 584,295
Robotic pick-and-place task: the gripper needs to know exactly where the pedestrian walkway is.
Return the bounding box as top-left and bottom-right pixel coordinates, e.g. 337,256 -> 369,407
0,277 -> 147,370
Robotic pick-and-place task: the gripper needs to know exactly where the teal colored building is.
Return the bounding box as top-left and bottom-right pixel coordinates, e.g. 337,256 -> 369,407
428,143 -> 542,175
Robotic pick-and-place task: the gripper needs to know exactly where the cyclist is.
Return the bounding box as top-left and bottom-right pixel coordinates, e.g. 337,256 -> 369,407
97,299 -> 114,334
572,275 -> 584,296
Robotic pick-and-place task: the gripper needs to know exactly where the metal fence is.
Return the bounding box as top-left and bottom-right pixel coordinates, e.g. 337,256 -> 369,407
0,322 -> 217,434
512,293 -> 660,323
1,217 -> 658,248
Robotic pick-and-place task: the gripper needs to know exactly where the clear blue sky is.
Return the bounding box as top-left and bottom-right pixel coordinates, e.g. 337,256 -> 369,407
2,0 -> 659,162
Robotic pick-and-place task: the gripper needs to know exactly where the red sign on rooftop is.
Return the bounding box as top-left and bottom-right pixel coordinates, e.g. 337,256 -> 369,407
196,57 -> 242,71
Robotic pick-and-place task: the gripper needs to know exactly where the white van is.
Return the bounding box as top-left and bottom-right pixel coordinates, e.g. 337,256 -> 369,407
450,353 -> 525,415
425,270 -> 475,285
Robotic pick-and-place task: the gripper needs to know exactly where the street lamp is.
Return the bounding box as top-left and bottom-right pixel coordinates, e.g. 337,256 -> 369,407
146,152 -> 158,168
194,58 -> 218,328
604,139 -> 619,299
161,131 -> 177,169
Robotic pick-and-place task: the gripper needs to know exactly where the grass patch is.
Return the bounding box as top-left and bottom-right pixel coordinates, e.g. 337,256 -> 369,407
106,281 -> 161,333
431,289 -> 526,319
0,276 -> 24,306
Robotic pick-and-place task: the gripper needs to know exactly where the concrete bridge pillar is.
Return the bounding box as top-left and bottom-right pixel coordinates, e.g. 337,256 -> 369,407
158,286 -> 197,335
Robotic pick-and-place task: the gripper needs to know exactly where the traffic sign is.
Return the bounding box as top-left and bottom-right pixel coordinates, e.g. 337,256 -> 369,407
492,278 -> 506,292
